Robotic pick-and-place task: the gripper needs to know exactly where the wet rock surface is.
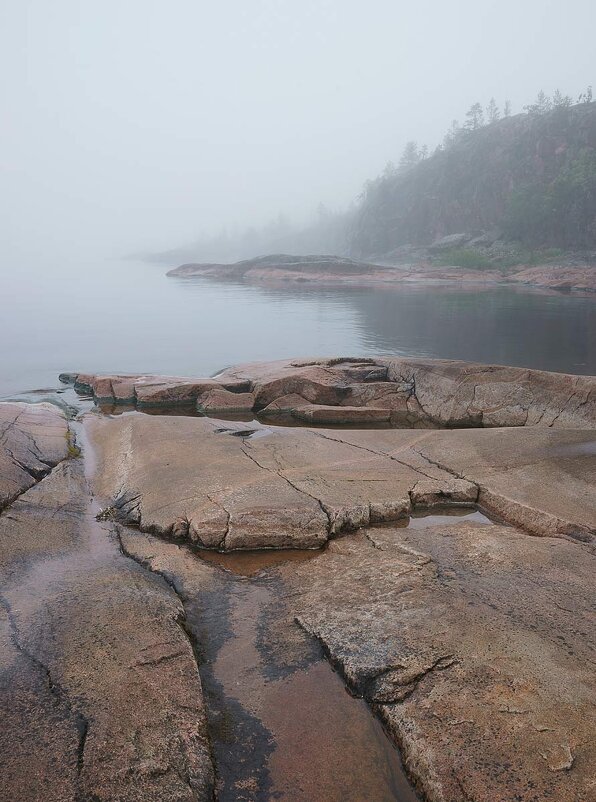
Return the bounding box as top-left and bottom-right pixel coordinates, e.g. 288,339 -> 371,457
1,354 -> 595,802
0,405 -> 214,802
0,402 -> 69,510
86,413 -> 595,548
62,356 -> 596,428
115,505 -> 596,802
119,530 -> 418,802
284,522 -> 596,802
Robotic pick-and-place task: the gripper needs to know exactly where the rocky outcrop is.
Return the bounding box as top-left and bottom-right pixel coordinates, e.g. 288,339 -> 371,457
0,402 -> 69,510
284,522 -> 596,802
86,414 -> 595,549
167,254 -> 386,281
61,356 -> 596,429
166,252 -> 596,292
0,406 -> 215,802
508,264 -> 596,291
2,389 -> 594,801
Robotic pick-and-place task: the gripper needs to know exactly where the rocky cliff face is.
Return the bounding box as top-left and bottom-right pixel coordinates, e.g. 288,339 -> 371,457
350,103 -> 596,256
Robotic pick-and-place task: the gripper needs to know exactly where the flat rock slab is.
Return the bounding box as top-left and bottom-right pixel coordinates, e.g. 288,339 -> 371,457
62,356 -> 596,429
86,414 -> 595,548
414,427 -> 596,540
280,521 -> 596,802
118,513 -> 596,802
0,423 -> 214,801
0,402 -> 69,510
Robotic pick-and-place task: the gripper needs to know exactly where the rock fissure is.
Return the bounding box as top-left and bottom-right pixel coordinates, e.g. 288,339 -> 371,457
239,441 -> 335,534
114,526 -> 219,801
311,429 -> 444,482
0,452 -> 70,516
363,654 -> 458,704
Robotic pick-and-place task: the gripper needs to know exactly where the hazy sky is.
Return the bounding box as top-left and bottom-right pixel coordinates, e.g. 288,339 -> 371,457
1,0 -> 594,257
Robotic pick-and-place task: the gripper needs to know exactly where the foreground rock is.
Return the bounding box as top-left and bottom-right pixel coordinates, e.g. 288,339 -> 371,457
286,522 -> 596,802
0,404 -> 214,802
87,414 -> 595,548
166,253 -> 596,292
2,381 -> 595,801
118,509 -> 596,802
61,356 -> 596,429
0,402 -> 69,510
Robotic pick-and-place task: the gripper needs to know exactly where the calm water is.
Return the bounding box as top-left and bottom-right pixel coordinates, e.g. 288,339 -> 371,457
1,256 -> 594,397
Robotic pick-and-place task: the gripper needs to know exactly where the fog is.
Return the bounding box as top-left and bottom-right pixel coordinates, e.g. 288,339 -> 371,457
1,0 -> 595,261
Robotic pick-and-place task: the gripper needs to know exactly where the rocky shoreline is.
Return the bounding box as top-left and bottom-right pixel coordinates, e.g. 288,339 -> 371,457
167,254 -> 596,293
1,357 -> 595,801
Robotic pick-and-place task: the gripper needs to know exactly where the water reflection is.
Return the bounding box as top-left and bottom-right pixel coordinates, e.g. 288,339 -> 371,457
235,279 -> 595,375
1,257 -> 594,397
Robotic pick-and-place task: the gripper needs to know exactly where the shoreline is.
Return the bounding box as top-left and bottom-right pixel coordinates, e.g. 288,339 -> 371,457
166,257 -> 596,294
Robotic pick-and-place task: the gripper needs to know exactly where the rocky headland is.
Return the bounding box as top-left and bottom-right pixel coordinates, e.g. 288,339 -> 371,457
1,357 -> 595,801
166,252 -> 596,293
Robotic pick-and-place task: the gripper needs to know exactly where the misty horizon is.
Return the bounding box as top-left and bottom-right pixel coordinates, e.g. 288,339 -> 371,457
2,0 -> 595,261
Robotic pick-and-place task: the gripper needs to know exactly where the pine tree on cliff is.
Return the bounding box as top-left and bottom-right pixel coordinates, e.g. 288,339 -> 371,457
577,85 -> 593,103
553,89 -> 572,108
443,120 -> 462,148
465,102 -> 484,130
525,90 -> 552,115
486,98 -> 500,124
503,100 -> 512,117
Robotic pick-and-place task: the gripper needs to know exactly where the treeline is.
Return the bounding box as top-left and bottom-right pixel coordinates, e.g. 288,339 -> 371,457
352,88 -> 596,255
376,86 -> 593,181
158,86 -> 596,264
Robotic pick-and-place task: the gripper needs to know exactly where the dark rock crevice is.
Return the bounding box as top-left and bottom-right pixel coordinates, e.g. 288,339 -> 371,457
239,441 -> 335,534
113,526 -> 219,802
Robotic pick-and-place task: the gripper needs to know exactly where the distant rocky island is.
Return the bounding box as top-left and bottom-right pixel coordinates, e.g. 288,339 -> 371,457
167,249 -> 596,292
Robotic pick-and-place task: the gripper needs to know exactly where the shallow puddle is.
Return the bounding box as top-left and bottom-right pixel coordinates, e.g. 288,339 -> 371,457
182,507 -> 496,799
182,547 -> 420,801
196,546 -> 322,576
401,507 -> 493,528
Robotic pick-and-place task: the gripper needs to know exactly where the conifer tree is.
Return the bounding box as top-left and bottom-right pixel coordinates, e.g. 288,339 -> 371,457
465,102 -> 484,130
486,97 -> 500,123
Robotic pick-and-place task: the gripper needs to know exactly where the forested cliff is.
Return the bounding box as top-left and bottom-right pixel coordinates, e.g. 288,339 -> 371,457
350,100 -> 596,257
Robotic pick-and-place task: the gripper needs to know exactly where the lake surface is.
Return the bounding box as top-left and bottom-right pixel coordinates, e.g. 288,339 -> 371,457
1,256 -> 594,397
